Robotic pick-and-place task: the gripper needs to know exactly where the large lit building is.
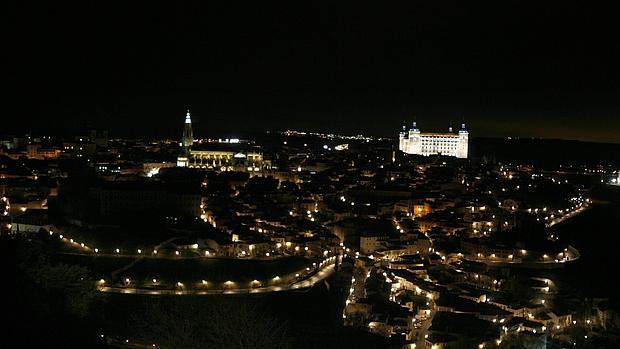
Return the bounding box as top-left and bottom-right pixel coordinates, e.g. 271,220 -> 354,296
399,121 -> 469,158
176,107 -> 269,171
185,143 -> 269,172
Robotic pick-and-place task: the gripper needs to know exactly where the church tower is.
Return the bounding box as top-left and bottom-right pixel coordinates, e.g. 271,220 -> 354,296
182,106 -> 194,150
177,106 -> 194,167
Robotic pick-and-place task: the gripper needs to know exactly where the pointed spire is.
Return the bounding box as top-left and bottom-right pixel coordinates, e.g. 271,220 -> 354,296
182,105 -> 194,150
185,105 -> 192,124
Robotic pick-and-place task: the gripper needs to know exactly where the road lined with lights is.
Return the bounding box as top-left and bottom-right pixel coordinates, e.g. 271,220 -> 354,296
545,203 -> 589,228
97,256 -> 340,295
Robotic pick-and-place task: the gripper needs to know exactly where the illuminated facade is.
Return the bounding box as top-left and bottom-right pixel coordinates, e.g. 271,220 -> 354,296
185,144 -> 269,171
177,107 -> 194,167
182,106 -> 194,149
175,107 -> 268,171
399,121 -> 468,158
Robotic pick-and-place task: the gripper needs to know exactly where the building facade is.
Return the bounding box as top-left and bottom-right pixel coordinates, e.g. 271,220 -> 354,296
176,107 -> 269,171
399,121 -> 468,158
185,144 -> 269,172
177,106 -> 194,167
182,106 -> 194,149
89,181 -> 202,218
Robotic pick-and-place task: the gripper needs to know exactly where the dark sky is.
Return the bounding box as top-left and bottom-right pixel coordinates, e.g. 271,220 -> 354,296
5,2 -> 620,142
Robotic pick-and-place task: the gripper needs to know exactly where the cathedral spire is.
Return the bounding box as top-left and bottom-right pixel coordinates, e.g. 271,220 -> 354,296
182,105 -> 194,150
185,105 -> 192,124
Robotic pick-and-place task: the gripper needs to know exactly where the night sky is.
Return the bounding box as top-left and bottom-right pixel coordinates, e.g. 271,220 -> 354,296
5,3 -> 620,142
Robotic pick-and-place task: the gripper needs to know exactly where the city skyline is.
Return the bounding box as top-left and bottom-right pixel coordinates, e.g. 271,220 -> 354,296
5,3 -> 620,143
3,3 -> 620,348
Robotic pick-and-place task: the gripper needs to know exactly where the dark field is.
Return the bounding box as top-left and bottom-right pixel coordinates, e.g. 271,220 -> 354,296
551,185 -> 620,301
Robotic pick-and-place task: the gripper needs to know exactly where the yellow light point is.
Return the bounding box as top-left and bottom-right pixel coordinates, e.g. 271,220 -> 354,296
125,278 -> 130,283
116,248 -> 120,253
202,280 -> 207,285
175,251 -> 180,255
137,249 -> 142,254
80,243 -> 85,247
99,279 -> 105,284
94,248 -> 99,253
177,282 -> 183,287
153,250 -> 158,254
152,279 -> 157,283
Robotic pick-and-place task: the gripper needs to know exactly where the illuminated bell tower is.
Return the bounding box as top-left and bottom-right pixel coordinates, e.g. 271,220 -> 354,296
177,106 -> 194,167
182,106 -> 194,150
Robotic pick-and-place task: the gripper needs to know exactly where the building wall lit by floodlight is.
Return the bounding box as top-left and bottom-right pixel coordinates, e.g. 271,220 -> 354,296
399,121 -> 468,158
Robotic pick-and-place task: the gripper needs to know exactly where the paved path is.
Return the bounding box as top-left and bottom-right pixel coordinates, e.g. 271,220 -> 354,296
98,257 -> 339,296
546,204 -> 589,228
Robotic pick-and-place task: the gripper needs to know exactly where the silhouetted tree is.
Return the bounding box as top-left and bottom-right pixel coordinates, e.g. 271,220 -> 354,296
129,298 -> 291,349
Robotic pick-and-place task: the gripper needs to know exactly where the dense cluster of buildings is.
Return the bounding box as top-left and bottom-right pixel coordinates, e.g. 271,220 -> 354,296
1,110 -> 618,348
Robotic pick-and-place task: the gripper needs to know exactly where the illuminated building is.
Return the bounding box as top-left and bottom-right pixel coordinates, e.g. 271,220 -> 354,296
176,107 -> 269,171
399,121 -> 468,158
185,143 -> 269,171
177,106 -> 194,167
182,106 -> 194,149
